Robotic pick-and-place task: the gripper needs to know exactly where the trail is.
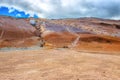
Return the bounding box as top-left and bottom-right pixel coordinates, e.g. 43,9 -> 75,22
65,26 -> 80,48
71,36 -> 80,47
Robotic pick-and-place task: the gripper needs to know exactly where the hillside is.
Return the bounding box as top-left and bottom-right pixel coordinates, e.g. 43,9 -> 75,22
0,16 -> 120,80
0,16 -> 120,52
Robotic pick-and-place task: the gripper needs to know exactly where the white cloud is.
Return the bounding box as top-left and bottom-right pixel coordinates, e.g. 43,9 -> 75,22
0,0 -> 120,19
8,7 -> 15,13
16,13 -> 21,17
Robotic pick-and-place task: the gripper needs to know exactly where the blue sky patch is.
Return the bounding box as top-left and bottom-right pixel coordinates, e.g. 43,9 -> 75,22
0,6 -> 38,18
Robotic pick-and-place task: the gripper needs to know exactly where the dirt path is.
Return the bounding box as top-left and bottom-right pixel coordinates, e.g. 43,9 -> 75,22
0,49 -> 120,80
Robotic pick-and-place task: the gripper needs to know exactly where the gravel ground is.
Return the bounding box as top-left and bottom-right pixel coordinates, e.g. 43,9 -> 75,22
0,49 -> 120,80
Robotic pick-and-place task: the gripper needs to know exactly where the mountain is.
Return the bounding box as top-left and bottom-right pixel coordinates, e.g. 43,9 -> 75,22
0,16 -> 120,52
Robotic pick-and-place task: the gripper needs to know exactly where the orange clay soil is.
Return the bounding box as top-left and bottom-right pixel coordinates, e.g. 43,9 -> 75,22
44,33 -> 120,53
0,37 -> 40,48
0,32 -> 120,54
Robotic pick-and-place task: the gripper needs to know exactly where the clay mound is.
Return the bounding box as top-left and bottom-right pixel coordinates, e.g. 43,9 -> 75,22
44,31 -> 76,47
0,16 -> 39,48
0,16 -> 120,51
0,16 -> 35,39
43,31 -> 120,52
49,18 -> 120,37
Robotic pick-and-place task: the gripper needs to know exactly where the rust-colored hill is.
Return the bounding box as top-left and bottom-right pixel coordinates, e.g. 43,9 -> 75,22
0,16 -> 36,39
0,16 -> 38,48
0,16 -> 120,52
49,18 -> 120,37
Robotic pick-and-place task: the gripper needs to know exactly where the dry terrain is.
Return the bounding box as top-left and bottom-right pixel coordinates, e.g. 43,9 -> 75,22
0,49 -> 120,80
0,16 -> 120,80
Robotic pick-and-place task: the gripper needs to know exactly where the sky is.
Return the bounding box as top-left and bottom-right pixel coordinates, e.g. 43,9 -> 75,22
0,0 -> 120,19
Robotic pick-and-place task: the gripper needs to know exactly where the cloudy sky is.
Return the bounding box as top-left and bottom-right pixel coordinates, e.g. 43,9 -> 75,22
0,0 -> 120,19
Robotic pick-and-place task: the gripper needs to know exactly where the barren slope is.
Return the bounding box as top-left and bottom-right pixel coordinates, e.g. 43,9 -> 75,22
0,16 -> 120,52
49,18 -> 120,37
0,16 -> 35,39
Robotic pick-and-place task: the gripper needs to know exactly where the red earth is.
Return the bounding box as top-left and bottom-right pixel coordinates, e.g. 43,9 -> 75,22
0,16 -> 120,53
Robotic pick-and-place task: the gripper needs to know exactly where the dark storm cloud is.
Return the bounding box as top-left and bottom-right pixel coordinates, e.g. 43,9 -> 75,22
0,0 -> 120,19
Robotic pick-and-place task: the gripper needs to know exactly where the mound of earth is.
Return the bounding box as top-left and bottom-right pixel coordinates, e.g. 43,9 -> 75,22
49,18 -> 120,37
0,16 -> 35,39
0,16 -> 120,52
